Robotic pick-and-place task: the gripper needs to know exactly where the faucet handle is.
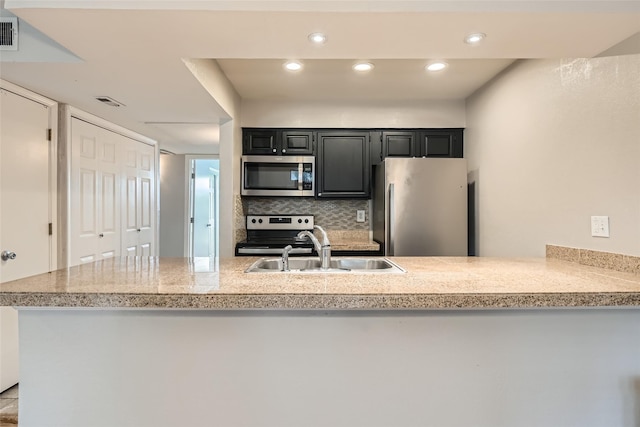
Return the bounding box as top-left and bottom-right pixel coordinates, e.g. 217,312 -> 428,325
281,245 -> 293,272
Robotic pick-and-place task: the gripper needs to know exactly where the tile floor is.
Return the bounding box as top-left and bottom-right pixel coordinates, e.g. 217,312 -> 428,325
0,384 -> 18,426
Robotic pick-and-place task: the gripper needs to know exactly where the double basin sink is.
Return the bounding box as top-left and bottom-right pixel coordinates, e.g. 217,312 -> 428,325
245,257 -> 405,273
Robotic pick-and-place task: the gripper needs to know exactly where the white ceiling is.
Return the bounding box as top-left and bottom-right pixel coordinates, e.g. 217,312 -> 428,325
1,1 -> 639,154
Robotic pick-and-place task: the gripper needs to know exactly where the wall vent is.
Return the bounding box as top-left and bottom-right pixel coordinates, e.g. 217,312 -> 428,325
0,17 -> 18,51
95,96 -> 124,107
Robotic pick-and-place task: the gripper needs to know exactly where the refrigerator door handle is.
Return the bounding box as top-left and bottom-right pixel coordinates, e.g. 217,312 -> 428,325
388,183 -> 395,256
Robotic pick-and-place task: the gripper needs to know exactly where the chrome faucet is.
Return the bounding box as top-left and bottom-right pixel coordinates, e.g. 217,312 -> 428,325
297,225 -> 331,270
281,245 -> 293,271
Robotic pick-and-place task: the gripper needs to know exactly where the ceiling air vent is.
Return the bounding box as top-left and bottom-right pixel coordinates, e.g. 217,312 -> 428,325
0,17 -> 18,51
95,96 -> 125,107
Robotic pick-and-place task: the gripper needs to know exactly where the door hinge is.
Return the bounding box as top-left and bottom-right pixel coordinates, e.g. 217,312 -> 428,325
190,217 -> 194,224
48,223 -> 53,235
191,173 -> 195,179
47,128 -> 52,141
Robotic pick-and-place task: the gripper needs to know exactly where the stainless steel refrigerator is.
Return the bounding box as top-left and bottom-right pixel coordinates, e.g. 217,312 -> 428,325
372,158 -> 468,256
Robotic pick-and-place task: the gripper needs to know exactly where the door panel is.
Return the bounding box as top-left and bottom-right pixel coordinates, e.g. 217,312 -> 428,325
70,119 -> 122,265
0,87 -> 52,392
122,141 -> 155,256
0,89 -> 51,281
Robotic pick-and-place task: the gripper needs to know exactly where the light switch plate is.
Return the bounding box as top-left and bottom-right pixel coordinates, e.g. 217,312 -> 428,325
591,216 -> 610,237
356,210 -> 366,223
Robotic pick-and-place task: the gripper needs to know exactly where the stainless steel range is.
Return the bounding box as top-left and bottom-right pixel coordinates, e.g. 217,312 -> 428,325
235,215 -> 315,256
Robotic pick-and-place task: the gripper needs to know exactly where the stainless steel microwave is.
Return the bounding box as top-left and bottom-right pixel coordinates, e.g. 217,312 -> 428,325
241,155 -> 315,197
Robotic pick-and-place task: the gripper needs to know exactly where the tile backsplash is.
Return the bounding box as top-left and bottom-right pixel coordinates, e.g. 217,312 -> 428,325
239,197 -> 370,231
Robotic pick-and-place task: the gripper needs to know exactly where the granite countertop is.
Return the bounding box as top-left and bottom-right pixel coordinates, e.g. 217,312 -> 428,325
1,256 -> 640,309
329,239 -> 380,251
325,230 -> 380,251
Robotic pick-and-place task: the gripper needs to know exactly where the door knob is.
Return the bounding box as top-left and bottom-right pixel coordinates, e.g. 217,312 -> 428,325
1,251 -> 17,261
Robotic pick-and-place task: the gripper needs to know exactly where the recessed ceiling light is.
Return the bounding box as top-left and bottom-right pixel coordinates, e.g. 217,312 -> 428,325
283,60 -> 303,71
353,62 -> 374,72
308,32 -> 327,44
425,61 -> 448,72
464,33 -> 486,44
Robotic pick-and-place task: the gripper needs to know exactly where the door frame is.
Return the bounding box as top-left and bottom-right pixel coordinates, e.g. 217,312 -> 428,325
0,79 -> 58,272
185,155 -> 220,258
58,105 -> 159,268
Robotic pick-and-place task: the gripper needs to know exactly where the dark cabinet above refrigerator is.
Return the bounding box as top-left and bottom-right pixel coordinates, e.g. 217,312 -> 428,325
372,129 -> 464,164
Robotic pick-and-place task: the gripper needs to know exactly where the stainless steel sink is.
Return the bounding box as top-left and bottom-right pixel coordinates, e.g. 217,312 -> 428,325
245,257 -> 405,273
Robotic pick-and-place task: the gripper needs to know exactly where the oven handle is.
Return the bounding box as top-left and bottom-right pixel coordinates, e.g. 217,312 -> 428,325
237,247 -> 313,255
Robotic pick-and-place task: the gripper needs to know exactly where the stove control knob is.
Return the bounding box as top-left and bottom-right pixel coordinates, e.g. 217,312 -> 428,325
298,219 -> 302,224
258,219 -> 263,224
304,219 -> 309,223
251,219 -> 257,224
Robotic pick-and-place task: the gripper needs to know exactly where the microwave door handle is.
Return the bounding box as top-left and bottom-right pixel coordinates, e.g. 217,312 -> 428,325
388,183 -> 395,256
298,163 -> 303,191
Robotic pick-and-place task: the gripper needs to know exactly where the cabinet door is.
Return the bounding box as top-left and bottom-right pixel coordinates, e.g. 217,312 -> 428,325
316,131 -> 370,198
243,129 -> 278,154
382,131 -> 417,158
417,129 -> 463,158
281,130 -> 314,155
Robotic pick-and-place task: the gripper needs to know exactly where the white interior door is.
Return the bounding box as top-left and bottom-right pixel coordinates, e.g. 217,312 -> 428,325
0,87 -> 53,392
122,140 -> 155,256
70,118 -> 120,265
191,159 -> 219,258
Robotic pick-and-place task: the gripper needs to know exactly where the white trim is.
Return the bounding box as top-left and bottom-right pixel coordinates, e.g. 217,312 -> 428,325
60,105 -> 159,266
66,106 -> 157,147
185,155 -> 220,258
0,79 -> 58,273
0,79 -> 56,108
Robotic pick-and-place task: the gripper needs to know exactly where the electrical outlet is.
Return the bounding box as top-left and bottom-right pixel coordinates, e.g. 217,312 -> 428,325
591,216 -> 610,237
356,210 -> 366,223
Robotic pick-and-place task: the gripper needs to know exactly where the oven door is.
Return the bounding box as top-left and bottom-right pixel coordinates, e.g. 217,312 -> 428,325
241,155 -> 314,197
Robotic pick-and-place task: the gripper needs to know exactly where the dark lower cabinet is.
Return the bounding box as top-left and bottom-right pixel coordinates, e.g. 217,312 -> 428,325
316,131 -> 370,198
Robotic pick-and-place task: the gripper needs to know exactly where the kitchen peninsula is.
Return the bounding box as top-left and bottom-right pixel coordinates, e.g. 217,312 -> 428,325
1,253 -> 639,427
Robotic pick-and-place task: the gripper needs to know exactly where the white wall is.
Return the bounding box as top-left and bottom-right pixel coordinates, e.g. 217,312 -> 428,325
466,55 -> 640,257
159,154 -> 187,257
184,59 -> 242,257
241,99 -> 465,128
18,308 -> 640,427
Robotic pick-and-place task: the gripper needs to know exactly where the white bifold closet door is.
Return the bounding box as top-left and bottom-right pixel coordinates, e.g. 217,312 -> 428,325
122,141 -> 155,257
70,118 -> 155,266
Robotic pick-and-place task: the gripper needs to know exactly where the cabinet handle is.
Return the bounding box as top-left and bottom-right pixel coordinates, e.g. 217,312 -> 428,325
99,233 -> 104,238
282,149 -> 286,153
272,148 -> 277,153
137,229 -> 141,232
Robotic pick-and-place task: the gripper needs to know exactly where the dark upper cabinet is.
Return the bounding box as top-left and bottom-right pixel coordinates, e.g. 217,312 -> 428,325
382,131 -> 418,157
243,129 -> 278,155
316,131 -> 370,199
243,128 -> 314,155
417,129 -> 464,158
281,130 -> 314,155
